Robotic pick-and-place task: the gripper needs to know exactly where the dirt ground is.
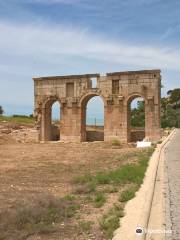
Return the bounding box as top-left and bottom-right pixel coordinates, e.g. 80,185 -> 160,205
0,122 -> 148,240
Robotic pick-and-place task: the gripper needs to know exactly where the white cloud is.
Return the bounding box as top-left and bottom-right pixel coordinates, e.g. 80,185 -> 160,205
26,0 -> 160,6
0,20 -> 180,113
26,0 -> 87,5
0,21 -> 180,72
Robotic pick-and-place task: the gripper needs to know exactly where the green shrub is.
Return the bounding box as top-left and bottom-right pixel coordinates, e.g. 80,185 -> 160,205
73,148 -> 153,187
63,194 -> 76,201
99,204 -> 124,239
104,186 -> 118,193
93,192 -> 106,208
119,186 -> 138,202
111,139 -> 121,146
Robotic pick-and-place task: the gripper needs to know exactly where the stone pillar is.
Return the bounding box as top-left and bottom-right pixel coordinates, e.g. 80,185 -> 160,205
80,105 -> 86,142
60,104 -> 81,142
104,99 -> 126,142
116,101 -> 132,143
40,106 -> 53,141
39,101 -> 62,142
122,102 -> 130,143
145,98 -> 161,142
40,107 -> 45,141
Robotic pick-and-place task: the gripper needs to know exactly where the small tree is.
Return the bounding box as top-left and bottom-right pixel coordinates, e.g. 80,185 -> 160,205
167,88 -> 180,109
131,101 -> 145,127
161,89 -> 180,128
0,106 -> 4,115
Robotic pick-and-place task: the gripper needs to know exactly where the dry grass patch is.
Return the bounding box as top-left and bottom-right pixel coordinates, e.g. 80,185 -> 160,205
0,134 -> 154,240
0,194 -> 80,240
73,147 -> 154,238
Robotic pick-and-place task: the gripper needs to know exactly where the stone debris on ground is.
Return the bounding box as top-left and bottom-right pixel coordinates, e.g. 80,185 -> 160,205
0,122 -> 38,144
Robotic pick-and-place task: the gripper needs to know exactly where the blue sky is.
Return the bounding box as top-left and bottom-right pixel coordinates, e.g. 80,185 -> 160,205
0,0 -> 180,116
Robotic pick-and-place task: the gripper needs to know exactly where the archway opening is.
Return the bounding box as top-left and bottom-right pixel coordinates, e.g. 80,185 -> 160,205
82,95 -> 104,142
51,101 -> 61,141
44,100 -> 61,141
128,97 -> 145,142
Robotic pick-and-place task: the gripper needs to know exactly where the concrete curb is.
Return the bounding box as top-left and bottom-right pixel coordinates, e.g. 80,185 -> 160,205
112,129 -> 176,240
145,129 -> 176,240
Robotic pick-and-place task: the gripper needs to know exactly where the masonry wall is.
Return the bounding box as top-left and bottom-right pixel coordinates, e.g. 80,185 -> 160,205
33,70 -> 161,143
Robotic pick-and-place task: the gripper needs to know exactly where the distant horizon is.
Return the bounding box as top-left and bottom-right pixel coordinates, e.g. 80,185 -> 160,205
1,96 -> 145,127
1,75 -> 176,117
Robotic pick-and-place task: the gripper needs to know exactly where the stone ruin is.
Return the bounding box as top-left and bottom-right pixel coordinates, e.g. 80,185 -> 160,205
33,69 -> 161,143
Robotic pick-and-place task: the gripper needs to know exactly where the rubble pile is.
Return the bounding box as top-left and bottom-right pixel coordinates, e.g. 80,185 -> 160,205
0,122 -> 38,144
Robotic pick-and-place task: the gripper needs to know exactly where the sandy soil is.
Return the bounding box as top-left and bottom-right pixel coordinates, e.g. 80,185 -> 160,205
0,122 -> 143,240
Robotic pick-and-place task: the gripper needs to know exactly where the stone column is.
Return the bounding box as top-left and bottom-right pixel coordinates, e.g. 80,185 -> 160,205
145,98 -> 161,142
60,103 -> 81,142
40,106 -> 52,141
117,100 -> 132,143
80,105 -> 86,142
104,98 -> 126,142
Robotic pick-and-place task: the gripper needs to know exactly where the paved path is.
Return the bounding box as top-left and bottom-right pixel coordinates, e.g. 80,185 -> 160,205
165,129 -> 180,240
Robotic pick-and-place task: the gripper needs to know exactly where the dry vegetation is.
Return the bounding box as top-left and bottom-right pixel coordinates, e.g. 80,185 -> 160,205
0,119 -> 154,240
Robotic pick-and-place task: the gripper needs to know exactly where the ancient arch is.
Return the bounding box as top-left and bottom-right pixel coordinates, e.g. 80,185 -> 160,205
127,94 -> 146,142
80,93 -> 105,141
37,96 -> 61,141
33,70 -> 161,143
